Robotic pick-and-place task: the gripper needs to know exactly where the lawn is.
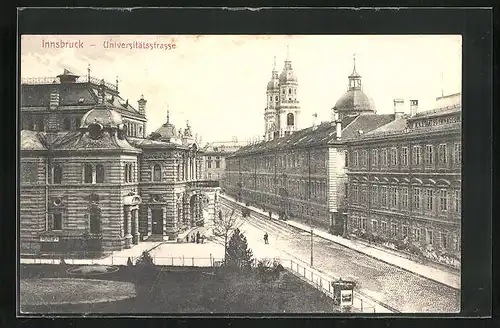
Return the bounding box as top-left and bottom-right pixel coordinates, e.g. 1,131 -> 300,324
20,264 -> 335,314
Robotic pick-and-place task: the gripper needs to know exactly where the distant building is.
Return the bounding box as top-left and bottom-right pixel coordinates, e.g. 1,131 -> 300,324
344,94 -> 461,265
201,137 -> 245,183
264,49 -> 301,141
20,69 -> 220,257
225,58 -> 393,232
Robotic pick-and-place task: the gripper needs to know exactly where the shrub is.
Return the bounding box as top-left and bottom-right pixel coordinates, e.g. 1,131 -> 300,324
135,251 -> 155,269
256,258 -> 285,282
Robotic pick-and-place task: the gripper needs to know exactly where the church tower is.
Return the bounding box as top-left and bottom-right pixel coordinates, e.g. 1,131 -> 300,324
277,46 -> 300,138
264,56 -> 280,141
264,46 -> 301,141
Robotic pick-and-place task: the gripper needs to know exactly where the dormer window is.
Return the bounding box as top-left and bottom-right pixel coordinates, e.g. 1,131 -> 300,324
88,123 -> 104,140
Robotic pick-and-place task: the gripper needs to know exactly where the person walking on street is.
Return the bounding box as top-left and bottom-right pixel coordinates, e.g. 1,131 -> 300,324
268,211 -> 272,220
185,234 -> 189,243
196,231 -> 201,244
264,232 -> 269,244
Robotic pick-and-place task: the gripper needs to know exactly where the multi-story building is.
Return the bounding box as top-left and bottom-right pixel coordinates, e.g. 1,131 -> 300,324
264,50 -> 301,141
344,94 -> 461,264
225,59 -> 396,232
20,69 -> 220,257
21,68 -> 147,138
201,137 -> 246,183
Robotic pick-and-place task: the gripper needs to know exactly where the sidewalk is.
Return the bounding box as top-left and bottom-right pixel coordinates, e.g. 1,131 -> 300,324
20,241 -> 163,266
221,194 -> 460,290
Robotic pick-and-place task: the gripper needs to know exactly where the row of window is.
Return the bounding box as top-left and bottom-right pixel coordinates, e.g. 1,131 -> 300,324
351,184 -> 461,214
206,160 -> 221,169
124,121 -> 143,137
23,116 -> 81,132
48,209 -> 101,233
351,218 -> 459,251
350,143 -> 461,169
238,152 -> 326,172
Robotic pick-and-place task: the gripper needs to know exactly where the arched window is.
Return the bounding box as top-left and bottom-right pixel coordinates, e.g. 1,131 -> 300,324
153,164 -> 161,182
23,116 -> 33,130
37,117 -> 45,131
62,117 -> 71,130
74,117 -> 81,129
124,164 -> 129,182
53,164 -> 62,184
96,164 -> 105,183
287,113 -> 294,126
84,164 -> 93,183
89,207 -> 101,234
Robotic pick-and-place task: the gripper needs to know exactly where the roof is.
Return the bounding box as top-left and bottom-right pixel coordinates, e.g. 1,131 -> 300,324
21,81 -> 144,118
128,137 -> 187,150
409,104 -> 461,120
20,130 -> 47,151
232,114 -> 395,156
48,131 -> 140,152
334,89 -> 376,113
80,103 -> 124,129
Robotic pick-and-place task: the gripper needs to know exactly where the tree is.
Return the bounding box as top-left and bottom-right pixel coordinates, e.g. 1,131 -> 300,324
226,228 -> 253,270
212,208 -> 243,261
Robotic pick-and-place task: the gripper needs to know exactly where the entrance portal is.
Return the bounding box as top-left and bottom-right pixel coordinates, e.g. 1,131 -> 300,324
151,209 -> 163,235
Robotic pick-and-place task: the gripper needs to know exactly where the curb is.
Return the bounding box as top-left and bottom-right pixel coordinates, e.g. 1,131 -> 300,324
221,195 -> 460,291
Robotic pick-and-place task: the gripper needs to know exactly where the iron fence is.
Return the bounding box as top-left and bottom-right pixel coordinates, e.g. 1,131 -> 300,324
20,254 -> 388,313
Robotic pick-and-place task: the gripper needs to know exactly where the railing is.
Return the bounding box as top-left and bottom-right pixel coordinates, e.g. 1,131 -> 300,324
21,75 -> 118,91
287,259 -> 378,313
188,180 -> 220,188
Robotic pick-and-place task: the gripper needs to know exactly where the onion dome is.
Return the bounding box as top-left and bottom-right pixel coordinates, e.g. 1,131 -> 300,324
154,110 -> 177,139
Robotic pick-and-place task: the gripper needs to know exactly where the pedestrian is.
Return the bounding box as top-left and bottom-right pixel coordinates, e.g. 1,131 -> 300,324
268,211 -> 272,220
264,232 -> 269,244
191,234 -> 195,243
185,234 -> 189,243
201,235 -> 205,244
196,231 -> 200,244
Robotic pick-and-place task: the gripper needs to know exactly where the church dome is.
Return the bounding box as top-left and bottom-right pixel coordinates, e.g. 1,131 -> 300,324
267,79 -> 279,90
279,68 -> 297,83
334,89 -> 376,114
80,103 -> 124,129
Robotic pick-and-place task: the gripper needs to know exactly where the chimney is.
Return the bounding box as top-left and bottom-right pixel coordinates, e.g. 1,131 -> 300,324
335,111 -> 342,139
312,113 -> 318,130
138,94 -> 147,115
49,84 -> 60,110
410,99 -> 419,116
393,99 -> 405,119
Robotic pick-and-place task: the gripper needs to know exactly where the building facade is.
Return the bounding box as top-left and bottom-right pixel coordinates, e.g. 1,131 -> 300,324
225,59 -> 394,232
20,69 -> 220,257
264,51 -> 301,141
344,95 -> 461,265
201,137 -> 246,183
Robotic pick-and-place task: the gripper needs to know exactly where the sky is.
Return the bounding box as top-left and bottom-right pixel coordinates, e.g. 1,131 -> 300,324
21,35 -> 461,144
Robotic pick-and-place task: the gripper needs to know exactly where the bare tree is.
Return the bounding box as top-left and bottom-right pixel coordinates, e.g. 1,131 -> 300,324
212,208 -> 244,260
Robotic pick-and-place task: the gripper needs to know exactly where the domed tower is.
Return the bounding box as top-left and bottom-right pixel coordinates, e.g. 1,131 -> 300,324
153,109 -> 179,142
277,46 -> 300,138
79,84 -> 127,139
264,56 -> 280,141
333,54 -> 376,120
